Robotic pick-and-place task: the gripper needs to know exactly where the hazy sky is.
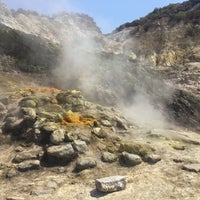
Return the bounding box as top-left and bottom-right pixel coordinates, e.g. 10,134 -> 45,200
2,0 -> 185,33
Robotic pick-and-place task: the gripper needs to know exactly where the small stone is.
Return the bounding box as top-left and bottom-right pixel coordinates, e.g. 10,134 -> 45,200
18,160 -> 40,172
92,127 -> 107,138
6,168 -> 18,178
143,154 -> 161,164
101,120 -> 112,127
120,152 -> 142,166
20,99 -> 37,108
95,176 -> 126,193
50,129 -> 65,145
76,157 -> 97,172
72,140 -> 87,153
182,164 -> 200,173
101,152 -> 118,163
42,122 -> 58,133
115,117 -> 128,130
21,107 -> 36,121
65,132 -> 78,142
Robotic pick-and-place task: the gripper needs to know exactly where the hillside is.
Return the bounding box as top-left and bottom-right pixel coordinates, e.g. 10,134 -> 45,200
0,1 -> 200,199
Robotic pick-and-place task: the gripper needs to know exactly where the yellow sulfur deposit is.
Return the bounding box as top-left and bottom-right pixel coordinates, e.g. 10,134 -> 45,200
60,110 -> 95,126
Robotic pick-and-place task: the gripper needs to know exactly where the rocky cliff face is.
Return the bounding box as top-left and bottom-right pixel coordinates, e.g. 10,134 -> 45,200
110,0 -> 200,66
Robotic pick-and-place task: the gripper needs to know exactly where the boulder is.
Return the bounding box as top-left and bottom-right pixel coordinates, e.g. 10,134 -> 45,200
95,176 -> 126,193
120,152 -> 142,166
101,152 -> 118,163
18,160 -> 40,172
72,140 -> 87,153
50,129 -> 65,145
75,157 -> 97,172
46,144 -> 76,160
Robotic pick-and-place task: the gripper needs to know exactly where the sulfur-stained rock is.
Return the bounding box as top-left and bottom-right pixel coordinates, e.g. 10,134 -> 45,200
95,176 -> 126,193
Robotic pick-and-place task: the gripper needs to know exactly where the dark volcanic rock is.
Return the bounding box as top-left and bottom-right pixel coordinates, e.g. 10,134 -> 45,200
46,144 -> 77,165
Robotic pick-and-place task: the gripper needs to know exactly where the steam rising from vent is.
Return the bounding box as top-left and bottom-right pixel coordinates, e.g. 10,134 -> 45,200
53,17 -> 173,129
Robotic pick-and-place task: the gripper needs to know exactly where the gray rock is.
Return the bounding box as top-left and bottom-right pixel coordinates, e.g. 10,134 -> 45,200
143,154 -> 161,164
95,176 -> 126,193
21,107 -> 36,121
65,132 -> 78,142
76,157 -> 97,171
42,122 -> 58,133
47,144 -> 76,160
101,152 -> 118,163
115,117 -> 128,130
92,127 -> 107,138
50,129 -> 65,145
120,152 -> 142,166
101,119 -> 112,127
182,164 -> 200,173
20,99 -> 37,108
72,140 -> 87,153
18,160 -> 40,172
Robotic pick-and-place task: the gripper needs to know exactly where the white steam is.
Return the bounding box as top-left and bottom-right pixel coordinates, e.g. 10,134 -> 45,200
52,12 -> 173,129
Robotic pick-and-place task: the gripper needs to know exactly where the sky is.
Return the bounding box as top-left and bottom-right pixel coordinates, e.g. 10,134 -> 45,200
2,0 -> 185,33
